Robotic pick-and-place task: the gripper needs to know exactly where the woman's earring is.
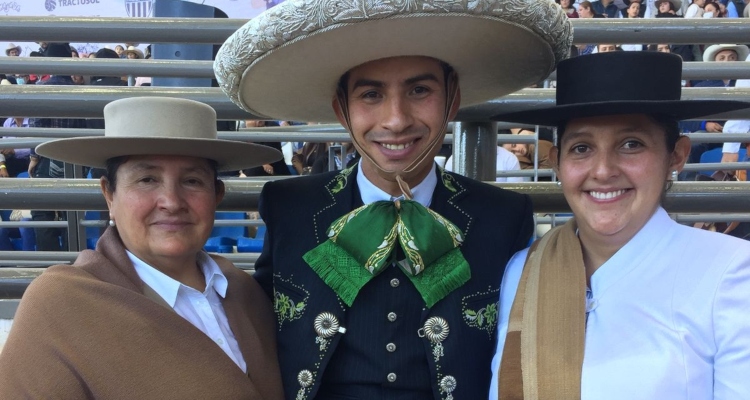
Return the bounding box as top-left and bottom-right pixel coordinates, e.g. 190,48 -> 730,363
109,219 -> 116,227
556,181 -> 562,186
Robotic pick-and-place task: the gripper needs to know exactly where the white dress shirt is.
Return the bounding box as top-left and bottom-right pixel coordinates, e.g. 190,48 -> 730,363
356,161 -> 437,207
722,77 -> 750,154
128,251 -> 248,373
490,208 -> 750,399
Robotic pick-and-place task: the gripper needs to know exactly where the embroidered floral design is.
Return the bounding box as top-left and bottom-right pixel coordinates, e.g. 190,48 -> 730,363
365,222 -> 398,273
461,287 -> 500,337
274,291 -> 306,325
215,0 -> 572,112
273,275 -> 310,329
440,168 -> 458,193
396,217 -> 425,275
330,164 -> 354,194
427,208 -> 464,246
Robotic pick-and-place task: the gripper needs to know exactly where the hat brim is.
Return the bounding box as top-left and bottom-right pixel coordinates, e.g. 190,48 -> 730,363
35,137 -> 282,172
703,45 -> 750,62
492,100 -> 750,126
235,15 -> 558,123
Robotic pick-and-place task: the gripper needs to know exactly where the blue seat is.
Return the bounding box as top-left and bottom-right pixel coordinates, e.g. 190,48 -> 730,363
204,236 -> 236,253
237,237 -> 264,253
699,148 -> 748,177
254,225 -> 267,240
210,212 -> 247,240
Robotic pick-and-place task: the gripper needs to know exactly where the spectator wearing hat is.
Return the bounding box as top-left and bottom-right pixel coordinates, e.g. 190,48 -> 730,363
679,44 -> 749,179
28,43 -> 88,251
124,46 -> 144,60
4,43 -> 21,57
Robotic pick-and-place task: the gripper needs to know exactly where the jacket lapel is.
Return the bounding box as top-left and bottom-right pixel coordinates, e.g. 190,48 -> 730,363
430,168 -> 472,240
312,165 -> 359,245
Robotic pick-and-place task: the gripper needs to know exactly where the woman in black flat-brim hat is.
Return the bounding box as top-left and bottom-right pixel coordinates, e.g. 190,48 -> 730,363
489,51 -> 750,400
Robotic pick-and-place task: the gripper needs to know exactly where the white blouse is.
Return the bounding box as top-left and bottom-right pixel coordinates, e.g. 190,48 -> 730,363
490,208 -> 750,400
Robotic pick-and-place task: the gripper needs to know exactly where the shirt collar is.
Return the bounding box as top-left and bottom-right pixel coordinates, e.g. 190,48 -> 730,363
356,162 -> 437,207
128,250 -> 229,307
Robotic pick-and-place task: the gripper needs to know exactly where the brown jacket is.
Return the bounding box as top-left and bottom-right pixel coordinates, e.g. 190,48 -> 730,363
0,228 -> 284,400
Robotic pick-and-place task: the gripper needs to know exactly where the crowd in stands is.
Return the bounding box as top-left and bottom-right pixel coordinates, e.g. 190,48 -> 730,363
1,5 -> 749,252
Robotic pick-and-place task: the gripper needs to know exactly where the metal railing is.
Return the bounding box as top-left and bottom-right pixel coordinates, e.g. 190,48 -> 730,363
1,16 -> 750,304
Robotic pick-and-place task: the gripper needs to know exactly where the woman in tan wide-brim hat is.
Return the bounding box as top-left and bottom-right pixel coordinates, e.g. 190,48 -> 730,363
0,97 -> 284,400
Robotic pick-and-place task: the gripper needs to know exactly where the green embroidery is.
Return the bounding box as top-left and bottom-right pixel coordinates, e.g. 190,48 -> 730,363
274,291 -> 306,325
330,164 -> 355,194
462,288 -> 500,337
464,302 -> 498,331
397,217 -> 424,275
428,208 -> 464,245
273,275 -> 309,329
365,222 -> 398,274
440,168 -> 458,193
304,200 -> 470,307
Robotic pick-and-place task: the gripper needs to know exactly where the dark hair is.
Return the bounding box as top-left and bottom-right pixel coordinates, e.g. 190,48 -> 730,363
579,0 -> 592,10
336,59 -> 455,95
103,156 -> 222,194
556,113 -> 680,153
94,48 -> 119,59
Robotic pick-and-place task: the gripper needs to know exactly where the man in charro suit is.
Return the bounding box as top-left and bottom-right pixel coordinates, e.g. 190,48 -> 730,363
214,0 -> 572,398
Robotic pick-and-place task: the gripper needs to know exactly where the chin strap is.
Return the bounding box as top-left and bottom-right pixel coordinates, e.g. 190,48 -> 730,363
336,71 -> 459,200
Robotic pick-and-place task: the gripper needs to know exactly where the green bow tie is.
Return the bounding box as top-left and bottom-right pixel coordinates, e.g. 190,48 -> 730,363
303,200 -> 470,307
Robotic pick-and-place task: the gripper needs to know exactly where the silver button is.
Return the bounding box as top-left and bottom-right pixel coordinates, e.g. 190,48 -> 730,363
387,372 -> 397,382
386,343 -> 396,352
390,278 -> 400,288
387,312 -> 397,322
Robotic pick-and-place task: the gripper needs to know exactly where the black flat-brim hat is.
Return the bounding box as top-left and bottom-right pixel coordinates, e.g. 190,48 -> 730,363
492,52 -> 750,126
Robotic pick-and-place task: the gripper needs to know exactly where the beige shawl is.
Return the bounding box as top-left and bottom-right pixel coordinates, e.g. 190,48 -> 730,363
498,219 -> 587,399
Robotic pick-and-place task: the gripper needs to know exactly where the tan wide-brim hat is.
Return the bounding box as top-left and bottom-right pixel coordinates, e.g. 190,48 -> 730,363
5,43 -> 21,56
35,97 -> 282,171
703,44 -> 750,62
214,0 -> 572,123
124,45 -> 144,59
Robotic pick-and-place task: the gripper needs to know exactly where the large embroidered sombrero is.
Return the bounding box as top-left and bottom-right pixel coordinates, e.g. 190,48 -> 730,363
214,0 -> 573,122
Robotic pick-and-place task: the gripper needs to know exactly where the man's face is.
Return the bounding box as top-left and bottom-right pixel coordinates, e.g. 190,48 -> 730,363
7,49 -> 19,57
598,44 -> 617,53
657,44 -> 671,53
714,49 -> 738,62
335,56 -> 456,188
